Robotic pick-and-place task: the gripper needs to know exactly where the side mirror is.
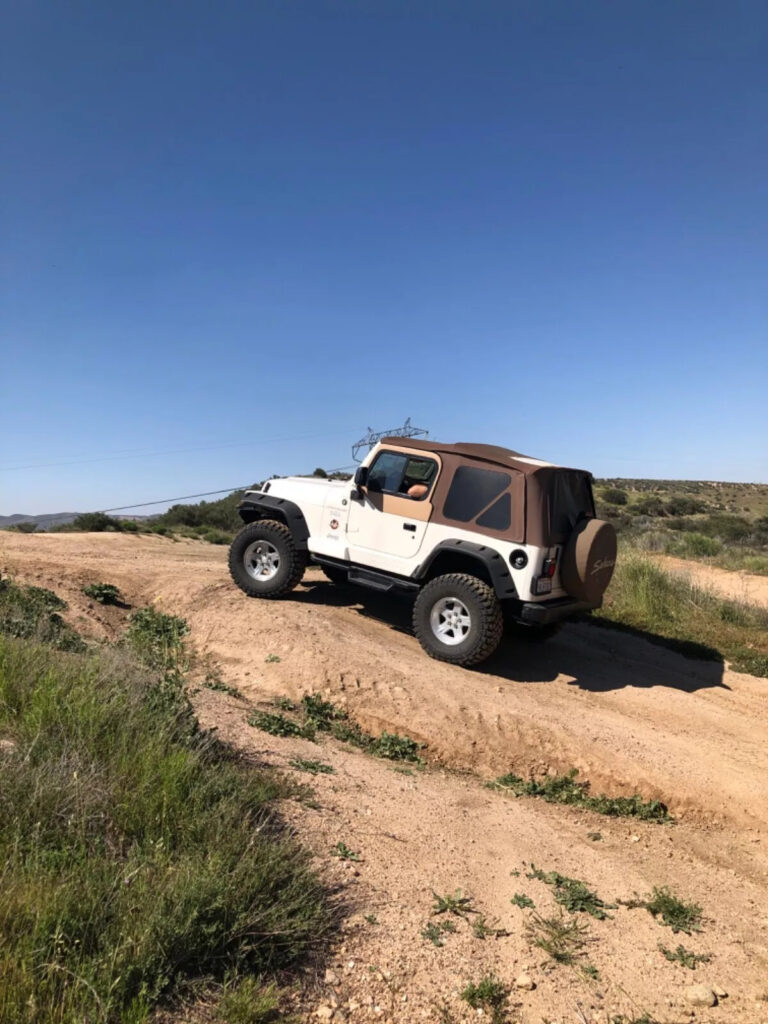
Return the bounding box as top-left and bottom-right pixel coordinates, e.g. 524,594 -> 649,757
353,465 -> 368,499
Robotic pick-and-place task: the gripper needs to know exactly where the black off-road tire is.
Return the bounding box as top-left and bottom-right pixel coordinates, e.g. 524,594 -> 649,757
413,573 -> 503,666
229,520 -> 307,599
321,565 -> 349,586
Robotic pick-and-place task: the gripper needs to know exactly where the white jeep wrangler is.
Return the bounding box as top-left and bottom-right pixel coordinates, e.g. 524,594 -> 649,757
228,439 -> 617,666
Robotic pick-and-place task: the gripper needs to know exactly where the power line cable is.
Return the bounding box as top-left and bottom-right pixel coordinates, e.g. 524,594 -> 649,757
97,465 -> 357,514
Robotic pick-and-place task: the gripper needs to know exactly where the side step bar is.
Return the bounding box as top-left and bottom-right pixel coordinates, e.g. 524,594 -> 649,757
347,567 -> 420,594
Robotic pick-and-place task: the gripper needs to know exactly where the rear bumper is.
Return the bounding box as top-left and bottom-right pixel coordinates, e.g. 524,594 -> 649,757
518,596 -> 601,625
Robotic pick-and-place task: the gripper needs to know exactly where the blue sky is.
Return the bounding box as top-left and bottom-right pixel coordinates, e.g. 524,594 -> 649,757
2,0 -> 766,515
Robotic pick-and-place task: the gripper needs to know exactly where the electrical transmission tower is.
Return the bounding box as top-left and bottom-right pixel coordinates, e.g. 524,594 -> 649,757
351,417 -> 429,462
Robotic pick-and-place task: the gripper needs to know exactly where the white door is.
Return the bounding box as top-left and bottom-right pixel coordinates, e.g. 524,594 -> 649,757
346,449 -> 438,572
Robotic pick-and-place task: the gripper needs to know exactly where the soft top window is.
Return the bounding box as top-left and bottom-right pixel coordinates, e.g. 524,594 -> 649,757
443,466 -> 512,523
548,471 -> 595,542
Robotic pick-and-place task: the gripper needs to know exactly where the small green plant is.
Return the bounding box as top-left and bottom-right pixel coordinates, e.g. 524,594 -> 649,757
587,831 -> 602,841
331,841 -> 360,862
83,583 -> 123,605
658,943 -> 710,969
364,914 -> 378,925
216,977 -> 283,1023
126,606 -> 189,672
301,692 -> 348,729
371,730 -> 422,762
488,769 -> 670,821
272,695 -> 297,711
265,653 -> 281,663
526,866 -> 616,919
421,921 -> 455,947
459,974 -> 510,1023
526,911 -> 590,966
248,711 -> 314,740
472,915 -> 509,939
582,963 -> 600,980
510,892 -> 535,909
621,886 -> 703,934
431,889 -> 477,918
203,672 -> 244,699
289,757 -> 335,775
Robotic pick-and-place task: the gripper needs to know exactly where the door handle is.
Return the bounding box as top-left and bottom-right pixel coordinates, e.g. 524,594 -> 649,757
403,523 -> 417,532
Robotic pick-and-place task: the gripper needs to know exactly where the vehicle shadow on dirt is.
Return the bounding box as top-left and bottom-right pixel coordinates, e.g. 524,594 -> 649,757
296,580 -> 729,695
483,620 -> 729,693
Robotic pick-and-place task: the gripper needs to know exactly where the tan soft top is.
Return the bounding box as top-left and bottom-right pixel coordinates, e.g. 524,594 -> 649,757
380,436 -> 567,476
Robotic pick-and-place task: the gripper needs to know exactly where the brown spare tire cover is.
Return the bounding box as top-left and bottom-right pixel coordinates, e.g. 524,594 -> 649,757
560,518 -> 617,603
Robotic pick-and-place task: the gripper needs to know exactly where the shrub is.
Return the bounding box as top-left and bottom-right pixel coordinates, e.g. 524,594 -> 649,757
83,583 -> 123,605
0,576 -> 85,652
699,513 -> 752,542
675,533 -> 722,557
125,606 -> 190,672
8,521 -> 37,533
665,496 -> 706,516
633,496 -> 667,517
601,487 -> 628,505
70,512 -> 125,532
0,636 -> 330,1023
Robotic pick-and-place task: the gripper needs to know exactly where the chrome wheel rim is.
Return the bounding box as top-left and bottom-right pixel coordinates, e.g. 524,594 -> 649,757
244,540 -> 280,581
430,596 -> 471,646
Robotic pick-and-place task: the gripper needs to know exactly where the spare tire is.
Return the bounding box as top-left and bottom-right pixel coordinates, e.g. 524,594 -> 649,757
560,518 -> 617,603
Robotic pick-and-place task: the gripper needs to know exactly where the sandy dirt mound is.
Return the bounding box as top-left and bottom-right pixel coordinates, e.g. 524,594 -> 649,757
3,532 -> 768,1021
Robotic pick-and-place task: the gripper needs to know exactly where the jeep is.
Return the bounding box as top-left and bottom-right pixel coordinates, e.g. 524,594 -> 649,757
228,439 -> 617,666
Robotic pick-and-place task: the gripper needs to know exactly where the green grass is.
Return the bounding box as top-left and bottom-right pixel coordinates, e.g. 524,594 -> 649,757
0,636 -> 330,1024
621,886 -> 703,934
460,974 -> 510,1023
595,554 -> 768,677
488,768 -> 670,821
0,574 -> 86,652
421,920 -> 456,947
214,978 -> 285,1023
526,911 -> 590,967
526,866 -> 616,919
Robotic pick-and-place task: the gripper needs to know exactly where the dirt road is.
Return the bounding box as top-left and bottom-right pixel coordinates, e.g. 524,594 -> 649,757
657,553 -> 768,609
3,531 -> 768,1022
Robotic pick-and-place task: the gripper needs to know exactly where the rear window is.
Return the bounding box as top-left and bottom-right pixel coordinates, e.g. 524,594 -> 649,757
548,471 -> 595,542
443,466 -> 512,523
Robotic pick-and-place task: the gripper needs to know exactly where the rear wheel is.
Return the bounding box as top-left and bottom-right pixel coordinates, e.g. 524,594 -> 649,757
229,520 -> 307,598
413,573 -> 503,666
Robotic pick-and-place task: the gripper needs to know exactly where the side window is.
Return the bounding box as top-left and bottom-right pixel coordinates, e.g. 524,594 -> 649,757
367,452 -> 438,500
443,466 -> 512,523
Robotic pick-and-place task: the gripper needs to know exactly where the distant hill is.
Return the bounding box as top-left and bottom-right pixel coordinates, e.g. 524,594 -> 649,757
0,512 -> 81,531
0,512 -> 153,531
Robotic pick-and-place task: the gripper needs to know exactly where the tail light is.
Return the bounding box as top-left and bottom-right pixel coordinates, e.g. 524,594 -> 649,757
534,550 -> 558,595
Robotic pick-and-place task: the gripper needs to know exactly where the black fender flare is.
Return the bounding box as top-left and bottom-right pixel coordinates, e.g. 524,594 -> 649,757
414,539 -> 517,599
237,495 -> 310,550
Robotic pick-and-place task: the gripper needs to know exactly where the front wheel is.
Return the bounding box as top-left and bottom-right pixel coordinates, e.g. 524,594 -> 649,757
412,573 -> 503,666
229,520 -> 307,598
